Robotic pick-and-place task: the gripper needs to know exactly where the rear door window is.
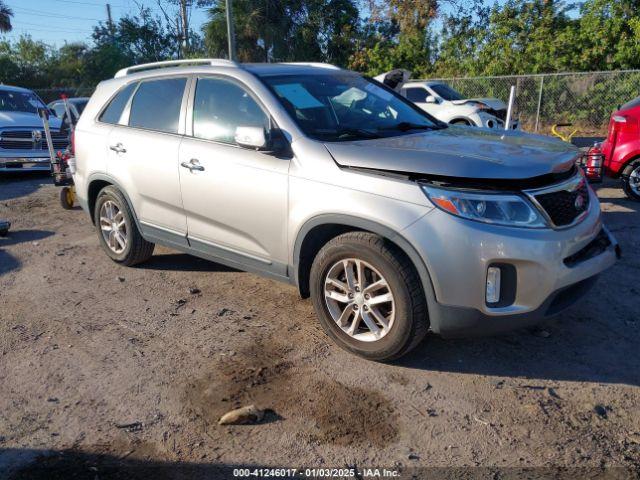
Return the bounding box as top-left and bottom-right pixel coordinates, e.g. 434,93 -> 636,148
129,78 -> 187,134
405,87 -> 428,103
99,82 -> 137,124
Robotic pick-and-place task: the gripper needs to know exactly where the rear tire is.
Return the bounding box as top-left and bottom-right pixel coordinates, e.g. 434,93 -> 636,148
621,159 -> 640,201
94,186 -> 154,266
310,232 -> 428,361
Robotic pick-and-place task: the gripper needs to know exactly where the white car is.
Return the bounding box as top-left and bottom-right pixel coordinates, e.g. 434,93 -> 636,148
401,81 -> 518,129
374,71 -> 518,130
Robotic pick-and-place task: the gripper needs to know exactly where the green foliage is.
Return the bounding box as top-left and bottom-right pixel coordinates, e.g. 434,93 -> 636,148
431,0 -> 640,77
0,0 -> 12,33
204,0 -> 359,64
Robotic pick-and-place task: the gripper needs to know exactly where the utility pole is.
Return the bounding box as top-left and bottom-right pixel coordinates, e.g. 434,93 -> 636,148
179,0 -> 189,57
225,0 -> 236,61
106,3 -> 114,38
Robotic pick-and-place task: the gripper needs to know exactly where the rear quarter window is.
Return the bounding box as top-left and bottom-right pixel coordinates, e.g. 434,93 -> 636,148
128,78 -> 187,134
99,82 -> 137,124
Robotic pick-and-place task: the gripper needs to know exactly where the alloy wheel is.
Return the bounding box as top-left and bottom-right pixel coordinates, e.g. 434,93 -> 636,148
323,258 -> 395,342
629,165 -> 640,196
99,200 -> 127,254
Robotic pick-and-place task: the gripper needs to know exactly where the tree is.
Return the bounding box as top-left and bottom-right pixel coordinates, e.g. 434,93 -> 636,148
203,0 -> 360,64
348,0 -> 440,76
431,0 -> 640,77
0,0 -> 12,33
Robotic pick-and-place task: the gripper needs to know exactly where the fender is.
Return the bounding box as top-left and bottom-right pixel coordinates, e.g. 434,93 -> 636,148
292,213 -> 441,329
86,173 -> 144,233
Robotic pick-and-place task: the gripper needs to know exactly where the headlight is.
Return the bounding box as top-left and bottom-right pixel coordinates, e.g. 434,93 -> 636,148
422,185 -> 547,228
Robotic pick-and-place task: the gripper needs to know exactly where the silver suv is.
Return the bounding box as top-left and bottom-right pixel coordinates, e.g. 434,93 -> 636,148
74,59 -> 618,361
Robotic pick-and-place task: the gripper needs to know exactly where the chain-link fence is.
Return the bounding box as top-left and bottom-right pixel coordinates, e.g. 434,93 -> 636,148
420,70 -> 640,137
34,87 -> 96,104
31,70 -> 640,137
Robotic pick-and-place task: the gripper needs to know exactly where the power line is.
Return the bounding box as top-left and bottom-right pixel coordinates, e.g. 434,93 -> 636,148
8,5 -> 104,21
48,0 -> 125,7
13,21 -> 94,33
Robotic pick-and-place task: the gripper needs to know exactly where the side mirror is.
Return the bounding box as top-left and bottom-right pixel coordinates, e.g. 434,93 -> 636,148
425,95 -> 438,104
235,126 -> 268,150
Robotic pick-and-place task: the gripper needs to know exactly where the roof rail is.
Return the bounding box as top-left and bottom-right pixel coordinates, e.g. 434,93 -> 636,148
280,62 -> 340,70
114,59 -> 239,78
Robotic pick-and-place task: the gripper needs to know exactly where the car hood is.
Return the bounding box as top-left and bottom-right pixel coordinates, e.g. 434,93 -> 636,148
451,97 -> 506,110
0,111 -> 63,130
324,126 -> 579,180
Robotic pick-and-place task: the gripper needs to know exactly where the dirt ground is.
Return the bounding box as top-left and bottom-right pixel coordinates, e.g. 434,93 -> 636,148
0,173 -> 639,479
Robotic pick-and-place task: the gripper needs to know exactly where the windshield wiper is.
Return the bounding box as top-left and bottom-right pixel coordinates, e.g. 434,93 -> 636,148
379,122 -> 440,132
335,128 -> 382,140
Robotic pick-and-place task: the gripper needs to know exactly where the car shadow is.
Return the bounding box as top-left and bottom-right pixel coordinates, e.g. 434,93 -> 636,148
140,253 -> 240,273
1,448 -> 630,480
0,250 -> 20,276
399,305 -> 639,386
1,449 -> 257,480
0,230 -> 54,276
0,229 -> 54,247
0,172 -> 51,202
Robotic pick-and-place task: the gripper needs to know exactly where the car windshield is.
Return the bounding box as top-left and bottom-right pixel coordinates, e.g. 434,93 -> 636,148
620,95 -> 640,112
430,83 -> 464,101
0,89 -> 46,114
260,73 -> 443,142
72,99 -> 88,115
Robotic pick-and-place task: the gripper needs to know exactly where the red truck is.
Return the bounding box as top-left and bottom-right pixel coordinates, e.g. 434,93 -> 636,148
584,95 -> 640,200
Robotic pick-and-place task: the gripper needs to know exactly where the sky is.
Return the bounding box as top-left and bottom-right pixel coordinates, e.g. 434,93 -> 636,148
1,1 -> 521,49
1,0 -> 211,46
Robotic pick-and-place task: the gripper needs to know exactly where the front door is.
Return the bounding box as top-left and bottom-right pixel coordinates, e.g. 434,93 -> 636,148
178,76 -> 290,277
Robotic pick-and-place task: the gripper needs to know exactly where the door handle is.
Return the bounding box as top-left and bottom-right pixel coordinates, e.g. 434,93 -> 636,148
109,143 -> 126,154
181,159 -> 205,172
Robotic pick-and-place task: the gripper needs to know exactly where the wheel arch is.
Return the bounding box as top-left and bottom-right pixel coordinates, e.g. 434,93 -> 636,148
86,174 -> 142,232
448,117 -> 474,126
621,154 -> 640,173
293,215 -> 438,312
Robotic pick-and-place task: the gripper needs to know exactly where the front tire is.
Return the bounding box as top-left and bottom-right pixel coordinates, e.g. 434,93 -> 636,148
310,232 -> 428,361
94,186 -> 155,266
621,159 -> 640,201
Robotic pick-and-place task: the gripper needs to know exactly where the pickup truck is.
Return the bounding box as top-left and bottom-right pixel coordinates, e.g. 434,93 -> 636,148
0,85 -> 68,172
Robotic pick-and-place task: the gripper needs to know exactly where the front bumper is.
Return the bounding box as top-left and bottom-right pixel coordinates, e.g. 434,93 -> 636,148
475,111 -> 519,130
0,156 -> 51,172
403,188 -> 618,337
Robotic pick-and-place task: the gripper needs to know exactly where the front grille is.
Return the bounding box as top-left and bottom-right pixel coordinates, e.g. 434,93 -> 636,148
0,130 -> 69,151
530,176 -> 590,227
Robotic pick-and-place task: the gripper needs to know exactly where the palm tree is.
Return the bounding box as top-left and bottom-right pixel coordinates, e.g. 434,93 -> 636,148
0,1 -> 13,33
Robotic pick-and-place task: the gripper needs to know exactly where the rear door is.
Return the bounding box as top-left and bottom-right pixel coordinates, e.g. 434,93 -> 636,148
178,75 -> 290,276
106,76 -> 189,238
